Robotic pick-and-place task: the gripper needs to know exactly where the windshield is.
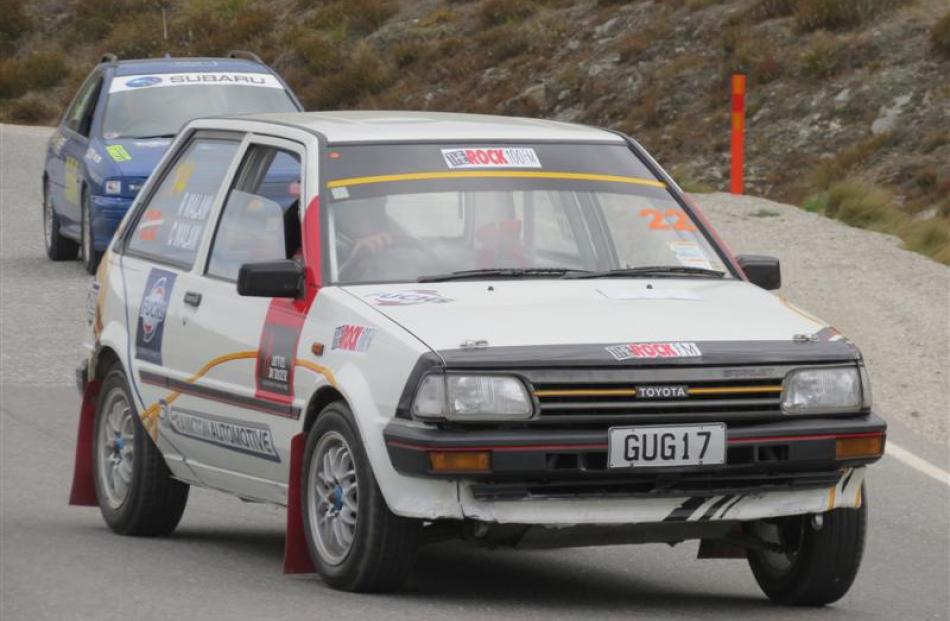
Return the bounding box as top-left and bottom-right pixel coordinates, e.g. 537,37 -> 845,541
324,143 -> 730,284
102,71 -> 297,139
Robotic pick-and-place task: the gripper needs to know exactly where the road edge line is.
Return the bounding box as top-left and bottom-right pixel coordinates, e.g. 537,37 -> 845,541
887,442 -> 950,487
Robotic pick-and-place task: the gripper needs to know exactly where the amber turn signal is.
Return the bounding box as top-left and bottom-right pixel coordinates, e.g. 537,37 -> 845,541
836,435 -> 885,460
429,451 -> 491,473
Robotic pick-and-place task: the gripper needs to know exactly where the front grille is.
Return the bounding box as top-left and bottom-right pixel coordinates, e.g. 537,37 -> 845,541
519,367 -> 792,426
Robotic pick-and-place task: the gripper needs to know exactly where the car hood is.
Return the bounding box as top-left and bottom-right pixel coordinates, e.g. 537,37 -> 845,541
344,279 -> 838,354
97,138 -> 172,178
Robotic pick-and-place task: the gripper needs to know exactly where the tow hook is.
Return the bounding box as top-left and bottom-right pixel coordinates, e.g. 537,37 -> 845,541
811,513 -> 824,530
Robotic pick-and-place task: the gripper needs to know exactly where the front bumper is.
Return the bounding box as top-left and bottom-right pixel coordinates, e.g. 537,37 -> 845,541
89,194 -> 133,251
384,413 -> 886,500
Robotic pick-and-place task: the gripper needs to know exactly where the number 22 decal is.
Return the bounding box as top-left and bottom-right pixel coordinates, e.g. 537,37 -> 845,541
640,208 -> 697,231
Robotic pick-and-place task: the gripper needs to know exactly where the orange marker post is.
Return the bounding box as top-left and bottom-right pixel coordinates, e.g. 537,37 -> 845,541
730,74 -> 746,195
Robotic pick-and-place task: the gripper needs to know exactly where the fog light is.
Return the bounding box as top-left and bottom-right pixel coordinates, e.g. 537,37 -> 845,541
429,451 -> 490,473
835,435 -> 884,459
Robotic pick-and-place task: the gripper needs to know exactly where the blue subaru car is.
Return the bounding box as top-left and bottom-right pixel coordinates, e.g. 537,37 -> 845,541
43,51 -> 302,273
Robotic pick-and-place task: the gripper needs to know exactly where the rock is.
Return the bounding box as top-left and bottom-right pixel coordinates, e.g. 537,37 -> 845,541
834,88 -> 851,104
871,94 -> 912,135
595,17 -> 621,38
519,83 -> 547,110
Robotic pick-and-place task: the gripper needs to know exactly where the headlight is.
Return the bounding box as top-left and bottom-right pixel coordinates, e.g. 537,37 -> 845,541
103,179 -> 122,195
782,367 -> 862,414
411,374 -> 534,421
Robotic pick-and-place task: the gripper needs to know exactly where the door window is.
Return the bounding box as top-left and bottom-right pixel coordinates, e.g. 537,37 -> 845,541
127,138 -> 239,268
207,146 -> 303,281
64,75 -> 102,136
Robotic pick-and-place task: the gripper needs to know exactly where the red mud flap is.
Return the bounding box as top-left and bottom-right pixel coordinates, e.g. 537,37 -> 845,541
283,432 -> 316,574
69,380 -> 101,506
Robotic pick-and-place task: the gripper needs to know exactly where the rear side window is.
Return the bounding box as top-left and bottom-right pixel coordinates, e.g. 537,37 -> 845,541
127,138 -> 239,268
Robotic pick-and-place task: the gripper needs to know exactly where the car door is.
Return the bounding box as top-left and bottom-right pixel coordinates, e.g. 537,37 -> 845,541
60,73 -> 104,227
167,137 -> 306,501
48,72 -> 102,229
117,131 -> 243,482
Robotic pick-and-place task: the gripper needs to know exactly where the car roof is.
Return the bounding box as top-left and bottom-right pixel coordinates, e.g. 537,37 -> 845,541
233,111 -> 625,144
111,58 -> 271,77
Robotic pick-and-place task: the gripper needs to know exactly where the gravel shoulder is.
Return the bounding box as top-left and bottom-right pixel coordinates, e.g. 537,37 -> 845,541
1,123 -> 947,443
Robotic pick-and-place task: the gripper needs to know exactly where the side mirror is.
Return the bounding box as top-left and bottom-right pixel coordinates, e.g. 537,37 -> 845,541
237,260 -> 304,298
737,254 -> 781,290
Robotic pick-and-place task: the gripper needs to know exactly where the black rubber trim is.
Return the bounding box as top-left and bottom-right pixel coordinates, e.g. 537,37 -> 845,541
139,369 -> 300,419
394,353 -> 444,420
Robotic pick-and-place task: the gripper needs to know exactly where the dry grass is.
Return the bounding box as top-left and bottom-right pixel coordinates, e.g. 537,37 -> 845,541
298,43 -> 393,110
811,134 -> 891,189
794,0 -> 902,31
0,53 -> 69,99
477,0 -> 536,28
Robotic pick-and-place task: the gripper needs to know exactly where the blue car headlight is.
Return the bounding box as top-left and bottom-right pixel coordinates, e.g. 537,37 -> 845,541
103,179 -> 122,195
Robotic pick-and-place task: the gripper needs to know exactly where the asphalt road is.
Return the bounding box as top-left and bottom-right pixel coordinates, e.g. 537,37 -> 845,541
2,124 -> 948,620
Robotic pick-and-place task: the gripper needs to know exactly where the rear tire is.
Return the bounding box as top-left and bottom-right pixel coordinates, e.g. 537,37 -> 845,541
301,402 -> 422,592
747,488 -> 867,606
81,190 -> 102,274
43,181 -> 78,261
93,366 -> 189,536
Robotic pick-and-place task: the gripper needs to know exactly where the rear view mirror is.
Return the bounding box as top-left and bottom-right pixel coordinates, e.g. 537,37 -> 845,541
237,260 -> 304,298
737,255 -> 781,290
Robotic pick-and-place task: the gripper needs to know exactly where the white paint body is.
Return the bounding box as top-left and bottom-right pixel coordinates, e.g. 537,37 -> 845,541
85,112 -> 864,529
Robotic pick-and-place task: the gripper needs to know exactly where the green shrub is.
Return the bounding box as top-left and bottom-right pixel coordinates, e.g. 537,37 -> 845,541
0,53 -> 68,100
478,0 -> 536,28
811,134 -> 890,189
931,11 -> 950,57
309,0 -> 399,36
302,44 -> 393,109
0,0 -> 31,55
800,34 -> 841,79
475,23 -> 531,61
293,33 -> 342,75
101,15 -> 165,59
6,91 -> 59,124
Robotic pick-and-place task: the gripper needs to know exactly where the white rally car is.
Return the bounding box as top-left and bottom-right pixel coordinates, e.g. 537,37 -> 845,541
71,111 -> 885,603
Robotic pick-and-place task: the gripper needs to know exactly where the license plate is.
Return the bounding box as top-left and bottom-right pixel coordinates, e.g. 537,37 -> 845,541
608,424 -> 726,468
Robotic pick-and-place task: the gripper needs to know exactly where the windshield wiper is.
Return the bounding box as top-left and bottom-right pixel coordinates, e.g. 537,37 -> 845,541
418,267 -> 592,282
129,133 -> 175,140
565,265 -> 725,279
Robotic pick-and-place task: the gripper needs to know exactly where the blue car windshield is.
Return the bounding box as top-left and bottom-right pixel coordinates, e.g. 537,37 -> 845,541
102,73 -> 297,139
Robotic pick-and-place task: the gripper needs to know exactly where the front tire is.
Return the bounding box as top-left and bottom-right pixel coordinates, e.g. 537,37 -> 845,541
43,181 -> 78,261
301,402 -> 422,592
93,366 -> 189,535
81,190 -> 102,274
747,489 -> 867,606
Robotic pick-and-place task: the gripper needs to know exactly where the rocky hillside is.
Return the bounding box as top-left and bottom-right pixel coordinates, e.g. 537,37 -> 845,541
2,0 -> 948,261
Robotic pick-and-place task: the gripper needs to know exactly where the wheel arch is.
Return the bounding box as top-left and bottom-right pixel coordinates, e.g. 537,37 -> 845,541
302,385 -> 347,433
91,344 -> 122,382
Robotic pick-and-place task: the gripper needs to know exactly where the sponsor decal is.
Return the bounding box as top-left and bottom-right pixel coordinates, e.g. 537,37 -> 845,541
166,407 -> 280,462
51,132 -> 67,156
126,76 -> 163,88
84,147 -> 102,165
105,144 -> 132,162
137,208 -> 164,241
166,192 -> 213,251
668,241 -> 712,270
257,322 -> 299,397
135,268 -> 176,364
641,208 -> 697,232
605,341 -> 702,361
64,157 -> 80,204
110,72 -> 284,93
365,289 -> 453,306
441,147 -> 541,169
636,384 -> 689,399
332,324 -> 376,352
